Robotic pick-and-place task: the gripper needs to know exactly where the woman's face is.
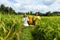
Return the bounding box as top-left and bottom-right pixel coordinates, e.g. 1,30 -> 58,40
36,13 -> 38,16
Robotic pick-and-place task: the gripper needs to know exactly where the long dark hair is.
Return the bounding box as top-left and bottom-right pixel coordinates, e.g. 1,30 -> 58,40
35,12 -> 39,16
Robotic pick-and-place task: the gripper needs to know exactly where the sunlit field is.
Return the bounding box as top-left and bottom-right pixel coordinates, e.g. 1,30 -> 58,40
0,13 -> 60,40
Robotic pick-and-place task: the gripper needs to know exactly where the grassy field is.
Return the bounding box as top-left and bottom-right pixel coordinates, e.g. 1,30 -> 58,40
0,14 -> 60,40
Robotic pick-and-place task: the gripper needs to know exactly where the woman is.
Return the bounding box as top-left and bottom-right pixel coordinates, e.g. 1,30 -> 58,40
22,13 -> 29,27
28,15 -> 33,25
34,12 -> 41,25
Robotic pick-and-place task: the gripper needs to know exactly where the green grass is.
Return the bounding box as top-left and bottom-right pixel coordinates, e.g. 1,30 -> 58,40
0,13 -> 60,40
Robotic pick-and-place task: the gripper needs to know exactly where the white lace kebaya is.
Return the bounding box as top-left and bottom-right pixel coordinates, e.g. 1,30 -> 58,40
22,17 -> 29,26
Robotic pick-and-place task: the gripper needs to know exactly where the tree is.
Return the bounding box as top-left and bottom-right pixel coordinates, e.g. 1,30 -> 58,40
0,4 -> 5,11
0,4 -> 15,14
46,11 -> 51,16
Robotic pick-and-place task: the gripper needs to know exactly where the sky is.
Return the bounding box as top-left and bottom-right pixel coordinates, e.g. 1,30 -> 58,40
0,0 -> 60,13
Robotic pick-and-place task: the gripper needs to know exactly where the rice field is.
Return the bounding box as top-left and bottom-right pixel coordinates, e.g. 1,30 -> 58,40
0,13 -> 60,40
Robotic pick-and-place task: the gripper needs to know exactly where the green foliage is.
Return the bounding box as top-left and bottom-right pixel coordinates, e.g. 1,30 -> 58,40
20,27 -> 33,40
0,4 -> 15,14
0,13 -> 60,40
32,17 -> 60,40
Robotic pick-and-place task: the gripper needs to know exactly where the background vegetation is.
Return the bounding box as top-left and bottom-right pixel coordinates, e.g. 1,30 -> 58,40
0,4 -> 60,16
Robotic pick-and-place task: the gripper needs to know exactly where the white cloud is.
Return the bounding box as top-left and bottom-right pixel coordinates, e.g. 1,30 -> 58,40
42,0 -> 56,5
48,0 -> 60,12
0,0 -> 60,13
